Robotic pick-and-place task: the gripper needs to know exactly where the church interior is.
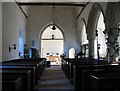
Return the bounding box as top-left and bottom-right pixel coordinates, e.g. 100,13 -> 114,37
0,1 -> 120,91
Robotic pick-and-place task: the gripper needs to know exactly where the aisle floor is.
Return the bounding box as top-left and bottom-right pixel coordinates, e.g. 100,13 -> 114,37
35,65 -> 75,91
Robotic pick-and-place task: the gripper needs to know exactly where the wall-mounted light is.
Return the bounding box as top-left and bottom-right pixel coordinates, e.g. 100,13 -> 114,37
9,44 -> 16,52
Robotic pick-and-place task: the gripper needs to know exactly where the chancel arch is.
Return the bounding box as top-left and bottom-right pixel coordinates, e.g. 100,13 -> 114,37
40,24 -> 64,64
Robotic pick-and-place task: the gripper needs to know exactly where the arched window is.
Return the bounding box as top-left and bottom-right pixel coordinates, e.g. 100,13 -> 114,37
69,48 -> 75,58
41,25 -> 64,63
19,30 -> 24,58
94,12 -> 107,59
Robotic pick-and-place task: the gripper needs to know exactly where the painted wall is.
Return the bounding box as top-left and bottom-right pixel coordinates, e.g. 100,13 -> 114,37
0,3 -> 1,57
2,2 -> 27,61
41,40 -> 63,58
27,6 -> 79,57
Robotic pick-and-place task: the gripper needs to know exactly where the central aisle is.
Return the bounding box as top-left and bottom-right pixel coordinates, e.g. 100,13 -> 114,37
36,65 -> 75,91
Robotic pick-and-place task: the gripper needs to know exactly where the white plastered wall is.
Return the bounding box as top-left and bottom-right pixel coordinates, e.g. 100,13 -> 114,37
2,2 -> 27,61
27,6 -> 79,57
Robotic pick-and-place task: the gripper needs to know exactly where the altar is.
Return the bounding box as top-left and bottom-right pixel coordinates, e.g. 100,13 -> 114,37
46,56 -> 60,62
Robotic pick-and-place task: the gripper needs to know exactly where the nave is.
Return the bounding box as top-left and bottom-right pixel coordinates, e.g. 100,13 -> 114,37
1,1 -> 120,91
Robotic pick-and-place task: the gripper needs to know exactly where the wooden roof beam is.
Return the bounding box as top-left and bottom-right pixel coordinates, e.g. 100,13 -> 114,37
18,2 -> 87,7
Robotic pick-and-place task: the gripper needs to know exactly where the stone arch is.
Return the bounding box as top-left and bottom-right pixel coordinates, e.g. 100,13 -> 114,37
39,24 -> 65,40
81,18 -> 88,45
39,24 -> 65,58
87,3 -> 105,58
94,12 -> 106,59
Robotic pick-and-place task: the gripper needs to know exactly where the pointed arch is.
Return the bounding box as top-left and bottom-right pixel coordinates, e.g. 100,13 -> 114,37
81,18 -> 88,45
94,12 -> 107,59
39,24 -> 65,58
39,24 -> 65,40
87,3 -> 106,58
87,3 -> 105,39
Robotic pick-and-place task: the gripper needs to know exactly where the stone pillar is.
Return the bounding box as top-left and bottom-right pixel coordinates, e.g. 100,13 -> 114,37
105,2 -> 120,61
88,38 -> 95,58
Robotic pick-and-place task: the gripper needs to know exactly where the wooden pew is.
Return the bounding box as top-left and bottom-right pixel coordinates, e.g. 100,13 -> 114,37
90,71 -> 120,91
61,58 -> 70,75
2,62 -> 40,81
2,58 -> 46,79
2,69 -> 32,91
1,58 -> 46,91
62,57 -> 98,78
2,75 -> 22,91
17,58 -> 46,76
68,59 -> 108,82
73,63 -> 120,91
83,68 -> 120,91
62,58 -> 96,78
1,65 -> 37,88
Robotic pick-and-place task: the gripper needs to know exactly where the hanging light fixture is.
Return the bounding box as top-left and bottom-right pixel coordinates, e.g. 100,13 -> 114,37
50,5 -> 57,30
51,34 -> 55,39
50,29 -> 55,39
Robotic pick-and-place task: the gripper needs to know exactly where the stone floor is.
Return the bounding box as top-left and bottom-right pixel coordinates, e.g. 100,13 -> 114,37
35,65 -> 75,91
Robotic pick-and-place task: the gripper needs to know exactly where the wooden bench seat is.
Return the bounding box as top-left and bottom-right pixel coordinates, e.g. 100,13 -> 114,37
90,72 -> 120,91
1,65 -> 37,87
1,58 -> 46,91
2,75 -> 22,91
2,58 -> 46,79
83,69 -> 120,91
2,63 -> 40,80
67,59 -> 107,80
73,64 -> 120,91
2,69 -> 32,91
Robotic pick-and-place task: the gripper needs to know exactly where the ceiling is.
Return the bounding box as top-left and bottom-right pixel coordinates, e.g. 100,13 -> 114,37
14,0 -> 89,18
16,0 -> 90,3
2,0 -> 90,18
2,0 -> 120,3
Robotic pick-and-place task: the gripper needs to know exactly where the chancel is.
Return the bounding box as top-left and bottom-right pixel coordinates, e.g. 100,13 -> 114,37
1,1 -> 120,91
